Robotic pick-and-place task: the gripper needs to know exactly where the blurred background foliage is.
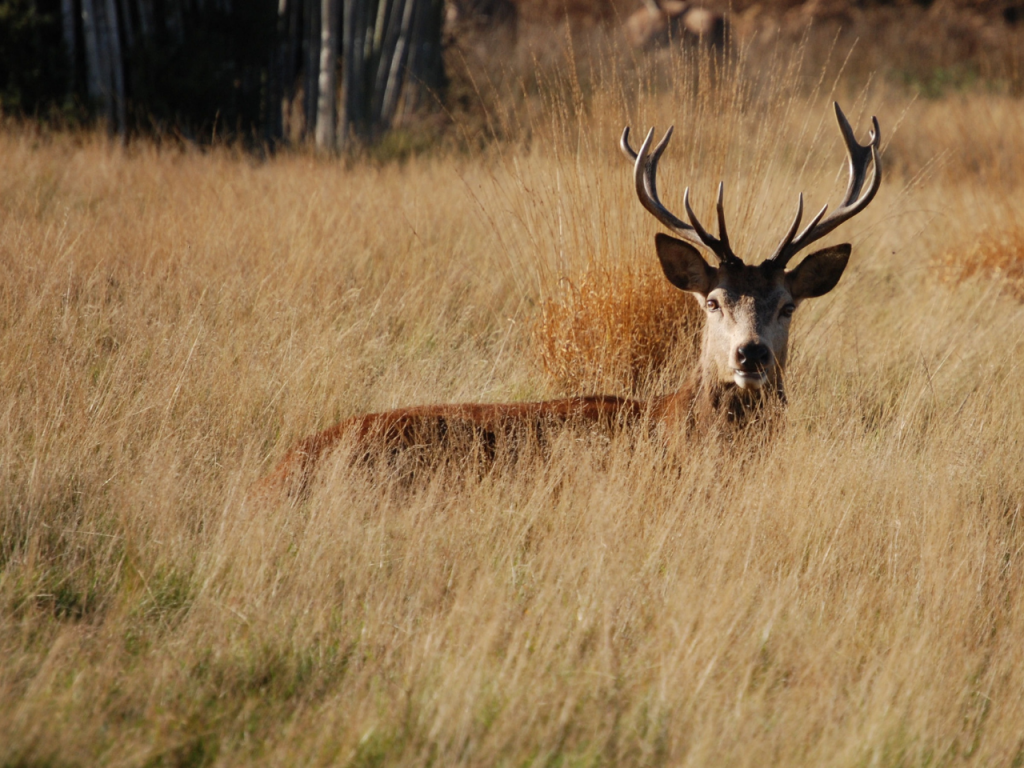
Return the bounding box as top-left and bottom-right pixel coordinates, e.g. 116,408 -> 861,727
0,0 -> 1022,148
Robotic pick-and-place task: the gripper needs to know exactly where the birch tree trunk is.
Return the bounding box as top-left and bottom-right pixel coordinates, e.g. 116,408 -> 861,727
369,0 -> 397,124
379,0 -> 415,127
338,0 -> 447,145
315,0 -> 340,151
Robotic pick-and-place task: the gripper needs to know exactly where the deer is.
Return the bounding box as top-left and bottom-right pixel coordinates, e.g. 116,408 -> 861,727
624,0 -> 725,50
260,102 -> 881,495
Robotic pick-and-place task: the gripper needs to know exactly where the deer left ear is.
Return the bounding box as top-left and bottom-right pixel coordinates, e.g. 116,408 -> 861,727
786,244 -> 852,301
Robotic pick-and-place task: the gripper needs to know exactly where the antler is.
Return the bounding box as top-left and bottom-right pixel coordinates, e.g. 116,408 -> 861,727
620,125 -> 743,268
767,102 -> 882,269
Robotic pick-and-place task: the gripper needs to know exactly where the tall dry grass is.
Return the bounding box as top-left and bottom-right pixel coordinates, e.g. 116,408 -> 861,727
3,41 -> 1024,767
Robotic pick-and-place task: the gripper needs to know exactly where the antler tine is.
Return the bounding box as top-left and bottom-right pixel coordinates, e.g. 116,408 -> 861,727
619,126 -> 638,161
621,124 -> 742,265
644,127 -> 677,209
792,201 -> 829,244
619,125 -> 674,166
621,125 -> 703,250
683,187 -> 741,267
768,193 -> 804,263
768,194 -> 831,262
715,181 -> 732,255
768,102 -> 882,269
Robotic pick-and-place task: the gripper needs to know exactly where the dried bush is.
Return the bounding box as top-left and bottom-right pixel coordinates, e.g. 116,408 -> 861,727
936,225 -> 1024,301
533,262 -> 703,395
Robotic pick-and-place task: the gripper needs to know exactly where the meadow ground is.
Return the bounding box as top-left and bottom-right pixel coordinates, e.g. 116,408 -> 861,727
2,43 -> 1024,767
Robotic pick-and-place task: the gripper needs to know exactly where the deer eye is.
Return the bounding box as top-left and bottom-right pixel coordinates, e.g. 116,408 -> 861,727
706,298 -> 720,312
780,303 -> 796,318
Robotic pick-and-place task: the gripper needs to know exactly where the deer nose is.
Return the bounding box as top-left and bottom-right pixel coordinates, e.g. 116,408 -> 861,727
736,342 -> 771,371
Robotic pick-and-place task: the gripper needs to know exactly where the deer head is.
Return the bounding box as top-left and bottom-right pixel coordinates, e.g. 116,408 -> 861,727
621,102 -> 881,395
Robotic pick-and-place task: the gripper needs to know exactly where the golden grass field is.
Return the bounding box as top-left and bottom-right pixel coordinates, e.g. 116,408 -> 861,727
3,42 -> 1024,767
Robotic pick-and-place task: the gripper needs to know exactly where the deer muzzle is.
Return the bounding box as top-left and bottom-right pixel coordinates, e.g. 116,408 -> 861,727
732,341 -> 773,389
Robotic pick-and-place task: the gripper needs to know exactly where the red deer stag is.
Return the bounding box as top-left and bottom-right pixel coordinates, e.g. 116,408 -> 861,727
261,102 -> 881,494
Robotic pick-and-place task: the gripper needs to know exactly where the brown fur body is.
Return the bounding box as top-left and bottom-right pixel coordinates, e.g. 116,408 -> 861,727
262,354 -> 781,496
263,395 -> 647,494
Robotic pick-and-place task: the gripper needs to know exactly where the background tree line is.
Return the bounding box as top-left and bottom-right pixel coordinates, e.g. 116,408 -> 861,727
0,0 -> 447,148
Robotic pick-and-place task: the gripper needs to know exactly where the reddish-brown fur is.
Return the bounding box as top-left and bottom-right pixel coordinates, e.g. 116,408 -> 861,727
260,369 -> 777,496
261,395 -> 648,493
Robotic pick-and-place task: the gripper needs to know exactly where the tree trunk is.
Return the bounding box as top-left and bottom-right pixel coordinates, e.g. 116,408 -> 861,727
81,0 -> 104,103
370,0 -> 401,126
135,0 -> 152,40
267,0 -> 287,144
61,0 -> 77,92
406,0 -> 445,112
117,0 -> 135,50
379,0 -> 415,128
303,0 -> 321,140
104,0 -> 127,137
95,0 -> 115,126
285,0 -> 301,137
168,0 -> 184,43
315,0 -> 341,151
341,0 -> 364,143
270,1 -> 282,142
370,0 -> 390,68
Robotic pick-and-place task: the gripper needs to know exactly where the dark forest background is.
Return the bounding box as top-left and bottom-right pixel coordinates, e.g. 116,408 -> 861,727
0,0 -> 447,148
1,0 -> 1022,149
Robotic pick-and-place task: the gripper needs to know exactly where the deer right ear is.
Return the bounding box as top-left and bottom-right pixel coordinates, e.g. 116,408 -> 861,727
654,234 -> 716,296
785,243 -> 851,301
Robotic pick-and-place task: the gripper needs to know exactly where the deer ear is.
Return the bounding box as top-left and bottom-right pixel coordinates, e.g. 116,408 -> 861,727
655,234 -> 716,296
786,244 -> 851,300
